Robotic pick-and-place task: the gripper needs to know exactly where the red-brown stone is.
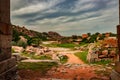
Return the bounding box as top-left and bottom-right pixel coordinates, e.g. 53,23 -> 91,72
0,23 -> 12,35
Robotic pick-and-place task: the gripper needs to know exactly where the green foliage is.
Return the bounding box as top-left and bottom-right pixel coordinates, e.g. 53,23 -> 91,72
93,59 -> 111,65
72,35 -> 78,39
30,30 -> 48,41
79,42 -> 88,46
110,33 -> 117,37
17,40 -> 27,48
87,33 -> 91,36
27,37 -> 42,46
99,35 -> 105,40
82,38 -> 89,43
88,34 -> 97,43
17,62 -> 58,74
34,55 -> 52,60
36,33 -> 47,41
12,48 -> 16,53
74,51 -> 88,63
59,55 -> 68,64
75,51 -> 112,65
12,29 -> 20,42
21,52 -> 52,60
57,43 -> 77,48
11,41 -> 17,46
43,43 -> 58,47
44,43 -> 78,48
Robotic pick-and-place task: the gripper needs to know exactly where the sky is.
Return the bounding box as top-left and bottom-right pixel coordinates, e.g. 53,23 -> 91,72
11,0 -> 119,36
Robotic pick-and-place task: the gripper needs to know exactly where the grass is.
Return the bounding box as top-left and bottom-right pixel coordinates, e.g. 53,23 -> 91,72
79,42 -> 89,46
93,59 -> 111,65
21,52 -> 52,60
74,51 -> 88,63
42,43 -> 58,47
57,43 -> 77,48
44,43 -> 82,49
74,51 -> 112,65
12,48 -> 16,53
17,62 -> 58,74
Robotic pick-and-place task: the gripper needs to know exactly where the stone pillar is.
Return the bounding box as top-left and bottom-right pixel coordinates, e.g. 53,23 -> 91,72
110,25 -> 120,80
0,0 -> 17,80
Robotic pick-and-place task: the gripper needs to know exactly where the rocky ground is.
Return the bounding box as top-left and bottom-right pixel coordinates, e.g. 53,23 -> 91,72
18,47 -> 113,80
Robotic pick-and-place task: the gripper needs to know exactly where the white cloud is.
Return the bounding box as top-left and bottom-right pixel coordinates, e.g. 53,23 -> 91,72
12,0 -> 65,16
11,0 -> 119,36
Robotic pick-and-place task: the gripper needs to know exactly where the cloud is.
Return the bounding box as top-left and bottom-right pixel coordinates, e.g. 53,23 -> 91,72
11,0 -> 119,36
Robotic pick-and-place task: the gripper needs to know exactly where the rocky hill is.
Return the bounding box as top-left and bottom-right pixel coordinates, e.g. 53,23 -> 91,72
12,25 -> 63,41
12,25 -> 36,37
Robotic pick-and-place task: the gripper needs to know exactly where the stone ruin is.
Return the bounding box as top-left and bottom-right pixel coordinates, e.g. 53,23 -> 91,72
0,0 -> 17,80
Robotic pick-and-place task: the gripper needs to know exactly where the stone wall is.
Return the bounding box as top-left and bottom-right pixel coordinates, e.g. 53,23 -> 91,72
0,0 -> 10,23
0,23 -> 12,61
0,0 -> 17,80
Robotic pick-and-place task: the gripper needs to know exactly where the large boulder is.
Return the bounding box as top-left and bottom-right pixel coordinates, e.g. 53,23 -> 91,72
12,46 -> 24,53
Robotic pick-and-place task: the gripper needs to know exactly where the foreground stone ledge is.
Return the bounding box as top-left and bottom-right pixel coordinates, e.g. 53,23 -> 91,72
0,66 -> 17,80
110,62 -> 120,80
0,57 -> 16,74
7,57 -> 16,69
0,59 -> 7,74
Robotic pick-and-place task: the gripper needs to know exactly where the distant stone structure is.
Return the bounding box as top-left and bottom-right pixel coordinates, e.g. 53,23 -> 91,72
0,0 -> 17,80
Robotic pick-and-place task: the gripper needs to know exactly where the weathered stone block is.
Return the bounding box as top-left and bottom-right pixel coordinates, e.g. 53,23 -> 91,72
0,34 -> 12,48
0,48 -> 11,61
5,66 -> 17,80
7,57 -> 16,69
0,60 -> 7,74
115,62 -> 120,73
0,0 -> 10,24
110,70 -> 120,80
0,58 -> 17,80
0,23 -> 12,35
0,66 -> 17,80
0,75 -> 5,80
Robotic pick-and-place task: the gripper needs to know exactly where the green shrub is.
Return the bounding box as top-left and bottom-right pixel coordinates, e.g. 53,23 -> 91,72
93,59 -> 111,65
11,41 -> 17,46
27,37 -> 42,46
32,55 -> 52,60
12,48 -> 16,53
74,51 -> 88,63
59,55 -> 68,64
21,52 -> 52,60
17,40 -> 27,48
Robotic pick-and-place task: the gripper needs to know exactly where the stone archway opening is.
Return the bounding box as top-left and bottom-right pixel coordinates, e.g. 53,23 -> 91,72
0,0 -> 120,80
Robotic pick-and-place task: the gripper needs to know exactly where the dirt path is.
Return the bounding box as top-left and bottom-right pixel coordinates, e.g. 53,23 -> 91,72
66,53 -> 84,64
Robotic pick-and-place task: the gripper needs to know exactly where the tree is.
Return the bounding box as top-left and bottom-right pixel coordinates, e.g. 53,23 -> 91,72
12,29 -> 20,42
88,34 -> 98,43
27,37 -> 42,46
87,33 -> 91,36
